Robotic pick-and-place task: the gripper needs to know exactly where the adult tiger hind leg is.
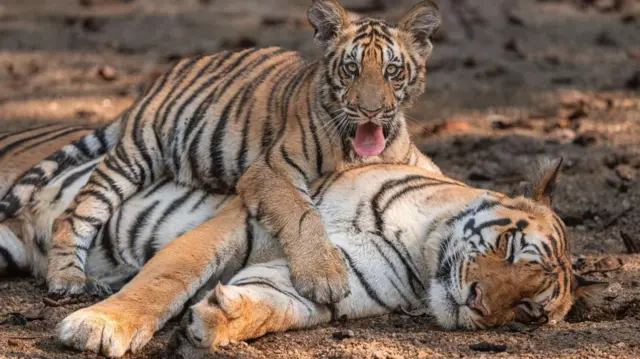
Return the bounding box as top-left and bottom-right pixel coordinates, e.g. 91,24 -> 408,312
47,131 -> 164,297
170,260 -> 333,356
58,197 -> 249,358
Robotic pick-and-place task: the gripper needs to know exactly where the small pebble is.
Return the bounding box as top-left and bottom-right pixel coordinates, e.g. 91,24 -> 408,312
614,164 -> 636,181
604,153 -> 625,168
98,66 -> 118,81
573,132 -> 598,147
606,174 -> 622,189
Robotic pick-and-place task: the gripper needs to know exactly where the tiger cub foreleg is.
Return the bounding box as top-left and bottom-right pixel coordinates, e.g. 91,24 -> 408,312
58,198 -> 249,357
170,260 -> 333,354
237,156 -> 350,304
47,136 -> 164,296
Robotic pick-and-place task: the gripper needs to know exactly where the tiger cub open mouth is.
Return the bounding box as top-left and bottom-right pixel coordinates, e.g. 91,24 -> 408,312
354,122 -> 386,157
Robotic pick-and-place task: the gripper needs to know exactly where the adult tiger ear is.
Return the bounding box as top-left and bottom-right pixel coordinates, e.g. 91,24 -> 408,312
571,274 -> 608,302
399,1 -> 441,56
308,0 -> 350,44
530,157 -> 563,206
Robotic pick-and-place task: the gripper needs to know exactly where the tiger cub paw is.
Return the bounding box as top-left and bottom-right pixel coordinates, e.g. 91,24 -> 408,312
290,242 -> 350,304
58,302 -> 156,357
47,267 -> 111,297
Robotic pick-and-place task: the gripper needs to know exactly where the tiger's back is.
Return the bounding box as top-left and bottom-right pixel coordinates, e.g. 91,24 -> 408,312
144,48 -> 322,187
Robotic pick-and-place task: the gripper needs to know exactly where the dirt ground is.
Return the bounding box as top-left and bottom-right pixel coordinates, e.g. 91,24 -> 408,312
1,0 -> 639,358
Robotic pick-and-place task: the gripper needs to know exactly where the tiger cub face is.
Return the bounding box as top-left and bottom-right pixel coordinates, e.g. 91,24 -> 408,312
308,0 -> 440,157
427,159 -> 607,330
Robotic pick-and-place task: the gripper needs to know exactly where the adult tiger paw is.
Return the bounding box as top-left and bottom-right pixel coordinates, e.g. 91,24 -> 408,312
170,283 -> 275,353
290,241 -> 351,304
58,302 -> 156,357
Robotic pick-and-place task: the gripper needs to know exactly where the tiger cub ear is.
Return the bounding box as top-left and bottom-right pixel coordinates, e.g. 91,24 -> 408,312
308,0 -> 350,44
399,1 -> 441,54
528,157 -> 563,206
571,274 -> 608,303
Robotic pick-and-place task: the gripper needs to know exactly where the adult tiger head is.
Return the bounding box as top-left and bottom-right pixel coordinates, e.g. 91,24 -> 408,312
308,0 -> 440,157
426,158 -> 607,330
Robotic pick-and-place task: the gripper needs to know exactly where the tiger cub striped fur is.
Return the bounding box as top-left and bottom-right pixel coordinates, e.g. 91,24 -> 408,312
50,160 -> 605,357
0,0 -> 442,303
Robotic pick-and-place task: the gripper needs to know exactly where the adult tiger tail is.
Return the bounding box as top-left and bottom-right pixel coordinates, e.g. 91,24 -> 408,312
53,160 -> 606,357
0,0 -> 443,303
0,124 -> 97,199
0,120 -> 122,219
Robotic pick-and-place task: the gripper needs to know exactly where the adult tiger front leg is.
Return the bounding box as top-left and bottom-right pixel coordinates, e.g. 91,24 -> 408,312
58,198 -> 250,357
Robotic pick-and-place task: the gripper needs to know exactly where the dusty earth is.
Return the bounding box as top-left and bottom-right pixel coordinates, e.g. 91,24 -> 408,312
1,0 -> 640,358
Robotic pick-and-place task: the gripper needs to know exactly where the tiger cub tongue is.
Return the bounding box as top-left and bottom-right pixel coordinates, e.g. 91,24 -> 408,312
354,122 -> 385,157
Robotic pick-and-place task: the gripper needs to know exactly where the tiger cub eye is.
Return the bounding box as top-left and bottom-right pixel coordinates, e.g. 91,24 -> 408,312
385,64 -> 399,76
344,63 -> 358,75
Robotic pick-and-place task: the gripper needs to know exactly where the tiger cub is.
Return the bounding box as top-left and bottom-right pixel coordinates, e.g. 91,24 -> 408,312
0,0 -> 442,303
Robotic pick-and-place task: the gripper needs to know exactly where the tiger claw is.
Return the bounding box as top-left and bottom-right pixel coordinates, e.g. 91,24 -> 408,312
47,267 -> 111,298
59,303 -> 156,357
47,279 -> 112,298
290,243 -> 351,304
47,280 -> 87,297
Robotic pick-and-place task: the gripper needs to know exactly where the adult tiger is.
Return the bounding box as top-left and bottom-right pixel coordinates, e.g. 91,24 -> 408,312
48,159 -> 604,357
0,0 -> 442,303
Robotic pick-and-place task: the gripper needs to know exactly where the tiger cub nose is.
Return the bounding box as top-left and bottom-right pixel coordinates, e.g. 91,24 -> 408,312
359,106 -> 382,119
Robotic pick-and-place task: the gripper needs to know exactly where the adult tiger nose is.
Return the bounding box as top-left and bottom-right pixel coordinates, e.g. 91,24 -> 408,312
467,282 -> 491,317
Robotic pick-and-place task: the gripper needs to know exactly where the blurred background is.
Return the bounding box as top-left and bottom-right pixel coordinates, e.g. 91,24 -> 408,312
0,1 -> 639,358
0,0 -> 637,126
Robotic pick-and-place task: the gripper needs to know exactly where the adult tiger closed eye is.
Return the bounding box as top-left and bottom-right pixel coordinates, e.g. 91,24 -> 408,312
0,0 -> 442,302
